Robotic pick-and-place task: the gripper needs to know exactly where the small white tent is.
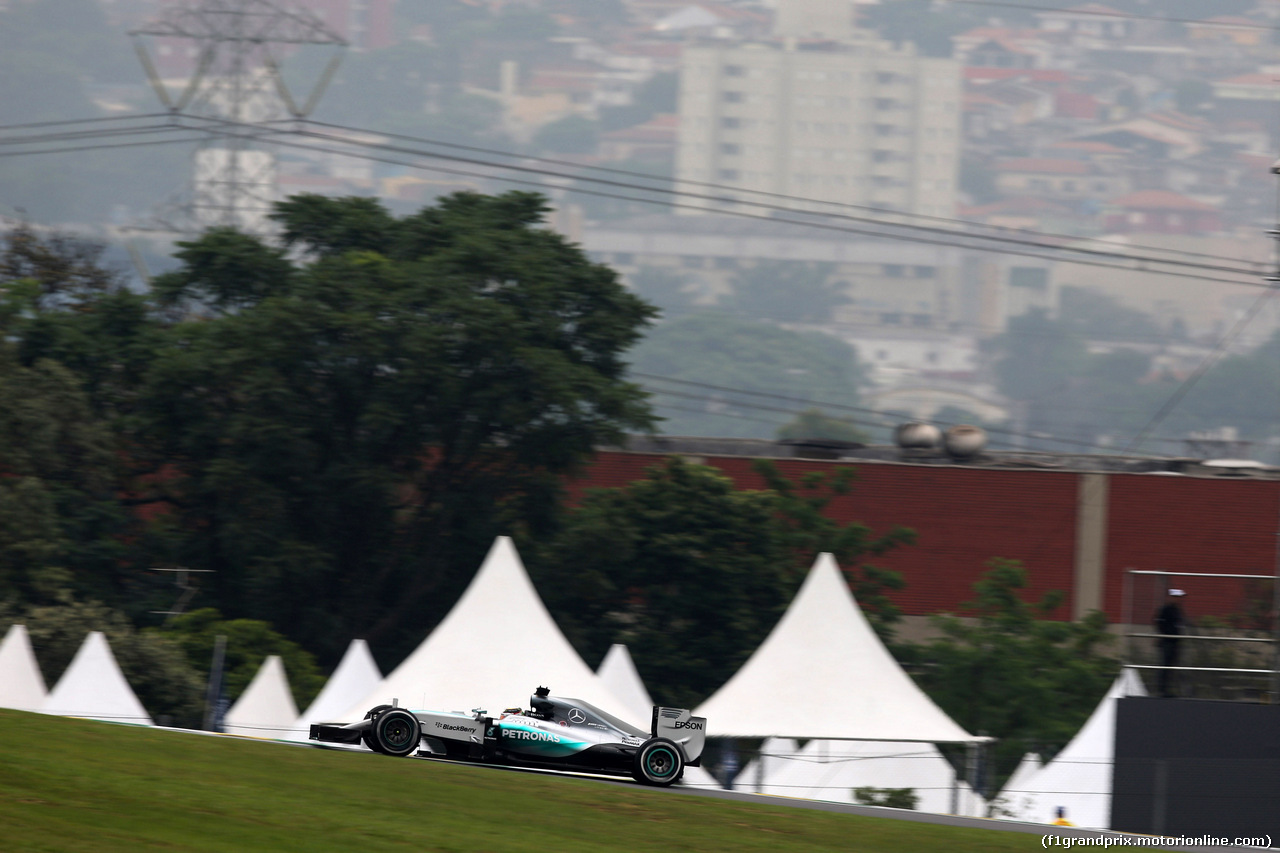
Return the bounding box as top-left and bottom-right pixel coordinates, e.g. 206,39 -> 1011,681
596,644 -> 655,726
695,553 -> 979,743
290,639 -> 382,741
754,738 -> 985,815
0,624 -> 48,712
992,752 -> 1043,819
995,668 -> 1146,828
41,631 -> 151,725
223,655 -> 300,739
339,537 -> 637,725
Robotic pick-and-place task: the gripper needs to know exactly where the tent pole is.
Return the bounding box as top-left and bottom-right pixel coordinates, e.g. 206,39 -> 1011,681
965,741 -> 979,817
950,760 -> 959,815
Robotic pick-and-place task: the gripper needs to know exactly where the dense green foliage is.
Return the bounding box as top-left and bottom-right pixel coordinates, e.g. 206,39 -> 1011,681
162,608 -> 324,713
775,409 -> 871,443
16,601 -> 204,728
0,192 -> 656,676
143,192 -> 655,664
631,314 -> 866,440
989,307 -> 1280,457
902,560 -> 1118,788
0,196 -> 1142,764
0,709 -> 1046,852
532,458 -> 912,708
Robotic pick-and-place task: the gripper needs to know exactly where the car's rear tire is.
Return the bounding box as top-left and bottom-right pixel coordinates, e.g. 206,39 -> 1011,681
362,704 -> 393,753
373,708 -> 421,757
632,737 -> 684,786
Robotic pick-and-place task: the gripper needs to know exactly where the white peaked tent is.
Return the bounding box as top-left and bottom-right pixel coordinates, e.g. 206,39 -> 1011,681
41,631 -> 151,725
996,668 -> 1147,828
0,624 -> 48,712
290,639 -> 382,741
223,655 -> 300,739
340,537 -> 638,725
695,553 -> 980,743
755,738 -> 986,815
597,644 -> 655,726
992,752 -> 1043,818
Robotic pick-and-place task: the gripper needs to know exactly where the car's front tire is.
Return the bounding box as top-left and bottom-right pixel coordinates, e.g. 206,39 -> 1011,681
362,704 -> 393,753
372,708 -> 421,757
632,737 -> 684,786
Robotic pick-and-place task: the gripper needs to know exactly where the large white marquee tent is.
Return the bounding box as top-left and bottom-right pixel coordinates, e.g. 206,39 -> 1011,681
223,654 -> 299,739
695,553 -> 981,744
995,667 -> 1146,828
0,624 -> 47,712
749,738 -> 986,815
340,537 -> 637,725
41,631 -> 152,725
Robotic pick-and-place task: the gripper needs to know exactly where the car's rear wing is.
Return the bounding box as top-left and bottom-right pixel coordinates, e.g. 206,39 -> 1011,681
651,706 -> 706,765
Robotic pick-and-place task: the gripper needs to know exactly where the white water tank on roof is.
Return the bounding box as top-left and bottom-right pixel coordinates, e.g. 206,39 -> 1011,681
894,422 -> 941,449
944,425 -> 987,458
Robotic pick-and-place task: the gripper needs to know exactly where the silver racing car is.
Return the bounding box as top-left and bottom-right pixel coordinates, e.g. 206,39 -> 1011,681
309,686 -> 707,787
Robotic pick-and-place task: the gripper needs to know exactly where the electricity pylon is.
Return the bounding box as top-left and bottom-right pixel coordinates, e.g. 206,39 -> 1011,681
130,0 -> 346,234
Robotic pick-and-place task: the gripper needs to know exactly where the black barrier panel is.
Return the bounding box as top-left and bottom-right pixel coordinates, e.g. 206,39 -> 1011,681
1112,697 -> 1280,839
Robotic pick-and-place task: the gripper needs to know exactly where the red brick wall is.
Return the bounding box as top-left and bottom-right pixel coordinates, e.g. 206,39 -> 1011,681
1105,475 -> 1280,626
569,452 -> 1082,620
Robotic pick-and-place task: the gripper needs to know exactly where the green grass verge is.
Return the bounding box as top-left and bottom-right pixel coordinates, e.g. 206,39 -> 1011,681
0,710 -> 1051,852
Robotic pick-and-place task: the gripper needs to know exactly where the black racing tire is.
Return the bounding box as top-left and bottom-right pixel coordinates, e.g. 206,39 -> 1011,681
373,708 -> 421,757
362,704 -> 394,753
632,737 -> 684,787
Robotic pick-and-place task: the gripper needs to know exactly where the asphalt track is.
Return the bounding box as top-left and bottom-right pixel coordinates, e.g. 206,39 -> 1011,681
288,736 -> 1264,853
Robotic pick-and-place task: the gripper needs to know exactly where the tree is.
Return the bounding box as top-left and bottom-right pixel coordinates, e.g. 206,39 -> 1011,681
1058,286 -> 1164,343
992,309 -> 1089,404
631,314 -> 866,440
531,457 -> 913,708
901,559 -> 1118,788
160,608 -> 324,712
776,408 -> 870,444
139,191 -> 656,664
15,601 -> 205,727
724,261 -> 848,324
0,358 -> 125,604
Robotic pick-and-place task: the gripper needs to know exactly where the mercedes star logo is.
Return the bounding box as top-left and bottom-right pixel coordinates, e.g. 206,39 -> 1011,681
568,708 -> 586,724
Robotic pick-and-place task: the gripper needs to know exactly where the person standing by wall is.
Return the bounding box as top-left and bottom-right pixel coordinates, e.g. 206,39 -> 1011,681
1153,589 -> 1187,698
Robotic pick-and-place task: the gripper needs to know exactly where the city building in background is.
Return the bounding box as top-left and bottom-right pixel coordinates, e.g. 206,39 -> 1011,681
675,31 -> 962,218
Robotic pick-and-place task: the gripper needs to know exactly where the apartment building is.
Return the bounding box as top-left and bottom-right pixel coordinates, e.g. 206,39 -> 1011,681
675,33 -> 963,218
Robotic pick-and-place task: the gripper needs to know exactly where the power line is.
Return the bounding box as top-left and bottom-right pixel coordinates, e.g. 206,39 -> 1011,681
0,114 -> 1263,272
293,116 -> 1252,270
0,124 -> 219,153
652,401 -> 790,429
0,113 -> 1270,282
0,113 -> 177,133
941,0 -> 1280,31
274,122 -> 1266,283
138,117 -> 1271,288
638,373 -> 1126,453
0,134 -> 216,160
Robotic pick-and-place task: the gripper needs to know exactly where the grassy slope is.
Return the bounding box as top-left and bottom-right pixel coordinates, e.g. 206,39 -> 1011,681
0,710 -> 1046,852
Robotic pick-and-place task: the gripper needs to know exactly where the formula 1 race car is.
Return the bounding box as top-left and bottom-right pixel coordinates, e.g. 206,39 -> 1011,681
309,687 -> 706,787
